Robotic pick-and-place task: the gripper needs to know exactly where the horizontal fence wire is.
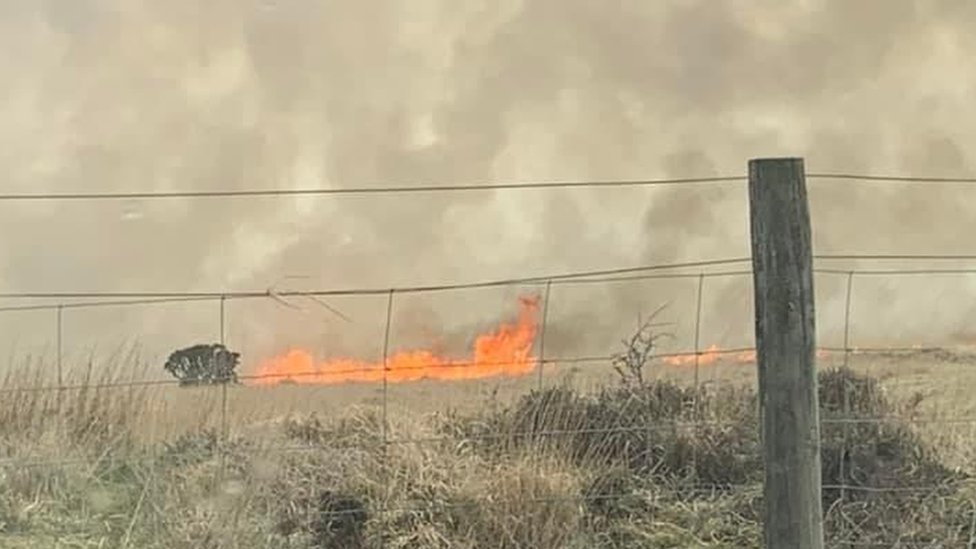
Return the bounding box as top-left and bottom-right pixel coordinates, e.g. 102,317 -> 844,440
0,257 -> 753,300
852,535 -> 976,548
4,264 -> 976,311
6,255 -> 976,305
808,172 -> 976,184
188,492 -> 976,549
815,254 -> 976,262
817,267 -> 976,276
0,344 -> 972,394
0,442 -> 969,499
0,175 -> 747,202
386,421 -> 730,447
6,411 -> 975,456
6,411 -> 975,462
0,346 -> 761,394
0,452 -> 954,549
0,457 -> 969,549
0,295 -> 225,313
2,171 -> 976,204
0,353 -> 714,394
819,345 -> 948,353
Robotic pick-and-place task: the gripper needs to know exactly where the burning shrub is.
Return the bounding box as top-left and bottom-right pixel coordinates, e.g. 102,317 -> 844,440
164,344 -> 240,387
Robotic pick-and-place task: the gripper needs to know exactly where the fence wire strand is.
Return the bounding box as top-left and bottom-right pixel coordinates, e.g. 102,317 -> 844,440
0,344 -> 972,394
3,171 -> 976,205
0,175 -> 748,202
7,258 -> 976,311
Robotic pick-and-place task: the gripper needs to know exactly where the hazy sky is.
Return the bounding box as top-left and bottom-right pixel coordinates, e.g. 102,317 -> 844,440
1,0 -> 975,373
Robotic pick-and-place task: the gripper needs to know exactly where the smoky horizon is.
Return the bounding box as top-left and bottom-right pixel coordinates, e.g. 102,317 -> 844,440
2,0 -> 975,374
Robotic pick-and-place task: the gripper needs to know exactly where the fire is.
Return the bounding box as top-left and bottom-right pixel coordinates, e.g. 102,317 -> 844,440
252,296 -> 540,385
663,344 -> 729,366
663,346 -> 829,367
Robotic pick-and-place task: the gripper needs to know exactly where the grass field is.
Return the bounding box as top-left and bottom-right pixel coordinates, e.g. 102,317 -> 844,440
1,349 -> 974,548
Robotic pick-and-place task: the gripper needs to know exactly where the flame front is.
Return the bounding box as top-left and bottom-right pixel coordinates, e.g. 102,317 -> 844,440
663,345 -> 830,367
252,297 -> 848,386
252,296 -> 541,385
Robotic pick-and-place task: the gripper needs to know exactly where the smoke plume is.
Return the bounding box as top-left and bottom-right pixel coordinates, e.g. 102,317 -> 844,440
1,0 -> 974,372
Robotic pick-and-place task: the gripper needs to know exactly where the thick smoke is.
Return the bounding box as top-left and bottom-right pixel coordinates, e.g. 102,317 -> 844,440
1,0 -> 975,373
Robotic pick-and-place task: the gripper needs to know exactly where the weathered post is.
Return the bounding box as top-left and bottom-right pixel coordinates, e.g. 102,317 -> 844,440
749,157 -> 825,549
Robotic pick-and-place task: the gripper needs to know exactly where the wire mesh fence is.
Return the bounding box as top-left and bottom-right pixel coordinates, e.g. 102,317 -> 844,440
2,257 -> 976,546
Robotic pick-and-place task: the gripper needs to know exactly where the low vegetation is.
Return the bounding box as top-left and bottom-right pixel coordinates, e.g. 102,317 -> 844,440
0,341 -> 972,547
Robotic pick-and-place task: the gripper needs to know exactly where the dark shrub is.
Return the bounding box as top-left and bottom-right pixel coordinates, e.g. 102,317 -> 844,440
164,343 -> 240,386
447,381 -> 760,485
311,491 -> 368,549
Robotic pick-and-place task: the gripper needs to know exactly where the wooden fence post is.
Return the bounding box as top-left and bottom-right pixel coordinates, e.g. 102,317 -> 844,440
749,157 -> 825,549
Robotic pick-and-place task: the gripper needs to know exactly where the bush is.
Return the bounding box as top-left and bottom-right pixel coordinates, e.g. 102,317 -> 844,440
446,381 -> 761,485
164,344 -> 240,387
470,369 -> 957,483
818,368 -> 959,505
815,367 -> 967,545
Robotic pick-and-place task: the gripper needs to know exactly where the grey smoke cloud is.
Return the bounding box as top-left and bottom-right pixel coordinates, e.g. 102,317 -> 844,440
1,0 -> 975,371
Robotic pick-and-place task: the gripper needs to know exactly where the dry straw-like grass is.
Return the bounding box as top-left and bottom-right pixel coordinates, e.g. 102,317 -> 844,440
0,350 -> 974,548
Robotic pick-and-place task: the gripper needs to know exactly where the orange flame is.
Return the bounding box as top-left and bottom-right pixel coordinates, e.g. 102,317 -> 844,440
252,296 -> 540,385
663,344 -> 725,366
664,346 -> 829,367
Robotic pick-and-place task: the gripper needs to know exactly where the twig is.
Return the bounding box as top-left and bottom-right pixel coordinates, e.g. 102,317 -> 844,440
967,499 -> 976,549
120,471 -> 152,549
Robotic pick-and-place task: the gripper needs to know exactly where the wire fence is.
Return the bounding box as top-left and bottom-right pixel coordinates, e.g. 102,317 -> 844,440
2,261 -> 975,544
3,171 -> 976,546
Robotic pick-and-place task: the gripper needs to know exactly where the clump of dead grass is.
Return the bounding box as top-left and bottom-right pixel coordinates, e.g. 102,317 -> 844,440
444,380 -> 761,485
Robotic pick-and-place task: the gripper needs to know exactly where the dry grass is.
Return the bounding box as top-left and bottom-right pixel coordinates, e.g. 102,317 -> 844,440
0,350 -> 975,548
